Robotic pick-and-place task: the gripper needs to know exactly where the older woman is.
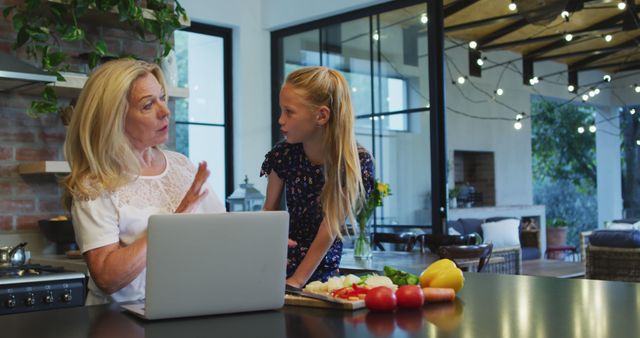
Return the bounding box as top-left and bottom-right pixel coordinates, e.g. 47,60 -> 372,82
63,59 -> 225,305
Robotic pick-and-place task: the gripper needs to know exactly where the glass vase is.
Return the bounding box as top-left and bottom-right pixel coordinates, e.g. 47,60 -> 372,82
353,222 -> 372,259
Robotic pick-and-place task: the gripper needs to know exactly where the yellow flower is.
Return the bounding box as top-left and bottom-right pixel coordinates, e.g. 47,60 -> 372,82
377,182 -> 390,197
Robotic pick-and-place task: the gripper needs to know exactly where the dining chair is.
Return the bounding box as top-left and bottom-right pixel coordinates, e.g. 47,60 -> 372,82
372,232 -> 416,252
437,243 -> 494,272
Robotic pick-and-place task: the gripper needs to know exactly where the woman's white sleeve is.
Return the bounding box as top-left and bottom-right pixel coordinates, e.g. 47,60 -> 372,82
71,196 -> 120,253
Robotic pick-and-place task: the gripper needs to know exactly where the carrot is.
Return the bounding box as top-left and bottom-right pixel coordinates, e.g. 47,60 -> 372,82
422,287 -> 456,302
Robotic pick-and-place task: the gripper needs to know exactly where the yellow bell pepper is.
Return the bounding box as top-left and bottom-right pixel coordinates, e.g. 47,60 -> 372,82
419,259 -> 465,293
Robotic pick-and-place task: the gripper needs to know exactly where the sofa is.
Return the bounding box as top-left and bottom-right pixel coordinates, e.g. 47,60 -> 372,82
584,229 -> 640,282
447,218 -> 523,275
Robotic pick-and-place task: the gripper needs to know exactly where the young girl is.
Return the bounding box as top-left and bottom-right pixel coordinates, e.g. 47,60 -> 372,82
261,66 -> 375,287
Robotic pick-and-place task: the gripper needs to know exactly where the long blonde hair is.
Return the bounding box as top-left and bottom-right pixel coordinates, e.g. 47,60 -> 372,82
285,66 -> 366,239
62,58 -> 167,210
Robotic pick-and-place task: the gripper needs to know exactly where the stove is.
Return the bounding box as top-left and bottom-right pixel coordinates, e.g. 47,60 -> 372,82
0,264 -> 85,315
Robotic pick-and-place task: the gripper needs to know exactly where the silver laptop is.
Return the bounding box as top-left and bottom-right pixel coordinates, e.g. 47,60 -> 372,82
121,211 -> 289,320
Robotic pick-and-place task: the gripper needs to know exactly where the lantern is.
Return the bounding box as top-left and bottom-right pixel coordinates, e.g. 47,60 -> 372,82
226,175 -> 265,212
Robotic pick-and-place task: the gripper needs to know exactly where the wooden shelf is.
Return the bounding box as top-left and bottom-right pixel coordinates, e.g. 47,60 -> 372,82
21,72 -> 189,99
18,161 -> 70,174
48,0 -> 190,28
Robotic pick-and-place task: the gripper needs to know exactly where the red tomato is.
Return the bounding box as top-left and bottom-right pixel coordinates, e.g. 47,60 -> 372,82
395,285 -> 424,309
365,286 -> 397,311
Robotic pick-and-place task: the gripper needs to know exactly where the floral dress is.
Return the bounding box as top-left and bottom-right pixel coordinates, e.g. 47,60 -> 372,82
261,141 -> 375,283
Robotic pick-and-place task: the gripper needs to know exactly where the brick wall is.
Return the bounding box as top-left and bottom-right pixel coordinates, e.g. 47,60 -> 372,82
0,0 -> 161,232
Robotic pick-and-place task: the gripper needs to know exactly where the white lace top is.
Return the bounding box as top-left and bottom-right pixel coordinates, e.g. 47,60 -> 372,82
71,150 -> 226,305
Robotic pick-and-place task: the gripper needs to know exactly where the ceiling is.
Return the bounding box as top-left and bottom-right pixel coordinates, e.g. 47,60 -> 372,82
439,0 -> 640,86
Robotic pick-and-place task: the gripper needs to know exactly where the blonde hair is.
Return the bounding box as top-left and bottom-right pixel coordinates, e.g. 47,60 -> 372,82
285,66 -> 366,239
62,58 -> 167,210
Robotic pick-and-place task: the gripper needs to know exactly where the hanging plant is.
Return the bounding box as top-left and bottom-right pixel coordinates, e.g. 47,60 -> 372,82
2,0 -> 188,116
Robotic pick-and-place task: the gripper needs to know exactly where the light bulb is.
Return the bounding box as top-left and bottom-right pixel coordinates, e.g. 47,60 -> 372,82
594,88 -> 600,95
582,94 -> 589,101
561,11 -> 570,20
577,126 -> 585,134
588,90 -> 595,97
469,41 -> 477,49
516,113 -> 524,120
514,121 -> 522,130
618,2 -> 627,10
457,76 -> 466,84
635,85 -> 640,93
420,14 -> 428,24
605,34 -> 613,42
631,109 -> 637,115
508,2 -> 517,11
477,58 -> 484,66
636,140 -> 640,146
603,74 -> 611,82
589,125 -> 597,133
496,88 -> 504,96
568,85 -> 575,92
373,33 -> 379,41
565,33 -> 573,42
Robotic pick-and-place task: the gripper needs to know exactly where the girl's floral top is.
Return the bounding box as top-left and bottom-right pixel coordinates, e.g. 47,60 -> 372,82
261,141 -> 375,282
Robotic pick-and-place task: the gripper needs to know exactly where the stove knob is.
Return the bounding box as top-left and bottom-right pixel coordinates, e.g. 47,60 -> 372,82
25,294 -> 35,306
44,292 -> 54,304
5,296 -> 16,308
62,291 -> 73,303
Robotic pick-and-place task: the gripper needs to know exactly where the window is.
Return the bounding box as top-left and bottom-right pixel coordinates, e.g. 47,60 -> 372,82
272,1 -> 432,230
174,23 -> 233,200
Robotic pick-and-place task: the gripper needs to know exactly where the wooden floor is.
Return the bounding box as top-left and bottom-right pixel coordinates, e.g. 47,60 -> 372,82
522,259 -> 586,278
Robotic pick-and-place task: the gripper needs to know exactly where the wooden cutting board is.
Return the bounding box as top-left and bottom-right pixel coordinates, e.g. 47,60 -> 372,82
284,294 -> 366,310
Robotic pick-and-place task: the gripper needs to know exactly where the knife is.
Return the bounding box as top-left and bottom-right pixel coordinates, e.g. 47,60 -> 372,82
285,285 -> 353,304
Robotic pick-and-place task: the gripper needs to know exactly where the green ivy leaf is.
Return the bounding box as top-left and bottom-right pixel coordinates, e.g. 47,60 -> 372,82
48,51 -> 66,67
95,40 -> 107,56
12,13 -> 25,31
2,5 -> 15,18
15,27 -> 30,48
88,52 -> 99,70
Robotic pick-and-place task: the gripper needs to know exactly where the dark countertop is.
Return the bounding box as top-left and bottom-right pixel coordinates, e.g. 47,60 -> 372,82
2,273 -> 639,338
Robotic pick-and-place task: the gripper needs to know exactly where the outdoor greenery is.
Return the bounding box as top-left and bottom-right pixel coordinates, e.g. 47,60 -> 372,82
619,105 -> 640,218
2,0 -> 187,116
531,98 -> 598,246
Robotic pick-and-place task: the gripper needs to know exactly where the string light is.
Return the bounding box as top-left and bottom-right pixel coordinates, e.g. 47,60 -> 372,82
476,58 -> 484,66
508,2 -> 517,11
582,94 -> 589,101
588,89 -> 596,97
603,74 -> 611,82
457,76 -> 466,84
618,1 -> 627,10
636,140 -> 640,146
589,125 -> 597,133
496,88 -> 504,96
561,11 -> 570,21
514,121 -> 522,130
567,85 -> 575,92
604,34 -> 613,42
420,13 -> 428,24
565,33 -> 573,42
373,32 -> 380,41
635,84 -> 640,93
529,76 -> 539,85
594,88 -> 600,95
631,109 -> 636,115
469,41 -> 477,49
578,126 -> 585,134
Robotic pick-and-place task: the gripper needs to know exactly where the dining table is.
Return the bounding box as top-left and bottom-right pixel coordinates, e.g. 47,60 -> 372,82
2,272 -> 638,338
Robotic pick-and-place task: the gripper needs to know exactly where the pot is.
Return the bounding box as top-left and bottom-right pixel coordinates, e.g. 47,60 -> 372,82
0,242 -> 28,267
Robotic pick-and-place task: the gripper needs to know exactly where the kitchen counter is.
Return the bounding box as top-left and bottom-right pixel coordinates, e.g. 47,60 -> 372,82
30,255 -> 89,275
1,273 -> 639,337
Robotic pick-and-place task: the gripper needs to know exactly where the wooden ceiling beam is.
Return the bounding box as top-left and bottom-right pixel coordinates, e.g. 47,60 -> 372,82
444,0 -> 479,18
566,39 -> 640,69
535,39 -> 640,62
482,24 -> 621,51
476,18 -> 529,47
445,13 -> 521,32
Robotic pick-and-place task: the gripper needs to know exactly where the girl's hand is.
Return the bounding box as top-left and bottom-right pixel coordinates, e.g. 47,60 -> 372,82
288,239 -> 298,248
175,161 -> 210,213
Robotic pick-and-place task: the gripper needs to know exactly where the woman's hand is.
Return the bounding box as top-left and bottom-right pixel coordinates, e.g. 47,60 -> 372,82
175,161 -> 210,213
